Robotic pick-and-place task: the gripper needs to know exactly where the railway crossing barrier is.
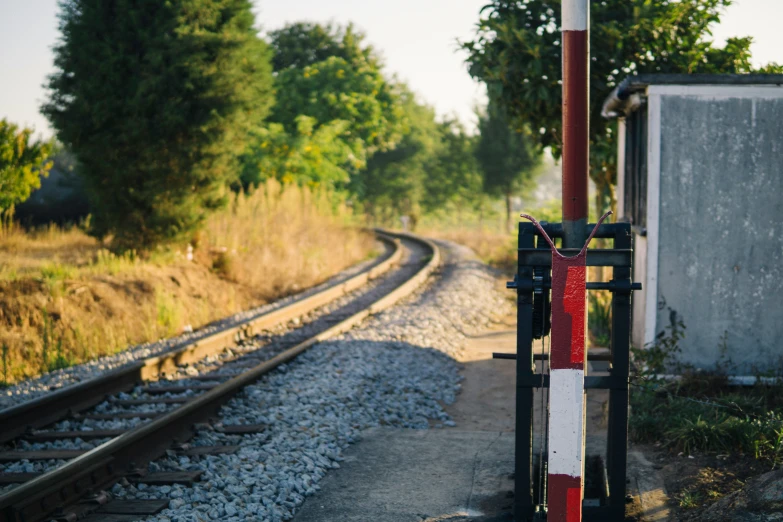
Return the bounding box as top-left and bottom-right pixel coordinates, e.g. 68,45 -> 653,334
496,217 -> 642,521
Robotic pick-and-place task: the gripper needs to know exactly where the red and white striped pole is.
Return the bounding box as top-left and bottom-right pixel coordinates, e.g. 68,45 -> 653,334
539,0 -> 592,519
521,211 -> 611,522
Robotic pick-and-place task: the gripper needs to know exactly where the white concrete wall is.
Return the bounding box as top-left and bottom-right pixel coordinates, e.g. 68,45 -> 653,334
650,85 -> 783,373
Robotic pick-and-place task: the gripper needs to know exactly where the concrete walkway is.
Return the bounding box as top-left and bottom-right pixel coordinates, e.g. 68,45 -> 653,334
293,318 -> 663,521
293,428 -> 514,521
293,321 -> 518,522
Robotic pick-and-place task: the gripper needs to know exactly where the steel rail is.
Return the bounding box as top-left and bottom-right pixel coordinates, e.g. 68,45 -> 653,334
0,232 -> 439,522
0,233 -> 402,445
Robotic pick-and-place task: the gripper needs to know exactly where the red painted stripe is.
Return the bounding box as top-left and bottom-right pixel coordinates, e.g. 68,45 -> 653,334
561,29 -> 589,222
549,256 -> 587,370
564,265 -> 586,364
567,487 -> 583,522
548,474 -> 582,522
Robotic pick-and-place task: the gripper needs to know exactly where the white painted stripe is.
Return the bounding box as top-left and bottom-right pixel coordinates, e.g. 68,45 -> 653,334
644,93 -> 661,347
562,0 -> 588,30
547,368 -> 585,477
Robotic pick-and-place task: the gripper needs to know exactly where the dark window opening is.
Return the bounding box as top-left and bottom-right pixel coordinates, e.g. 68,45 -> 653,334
623,103 -> 648,229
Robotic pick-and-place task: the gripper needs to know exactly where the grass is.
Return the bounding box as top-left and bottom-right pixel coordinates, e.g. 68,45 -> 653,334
631,325 -> 783,466
0,180 -> 375,384
677,490 -> 702,509
203,180 -> 373,299
629,327 -> 783,515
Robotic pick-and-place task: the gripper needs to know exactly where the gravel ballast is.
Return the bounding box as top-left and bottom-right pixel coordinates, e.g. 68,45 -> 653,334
107,239 -> 513,522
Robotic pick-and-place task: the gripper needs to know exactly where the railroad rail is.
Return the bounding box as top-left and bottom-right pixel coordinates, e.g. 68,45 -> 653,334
0,231 -> 439,522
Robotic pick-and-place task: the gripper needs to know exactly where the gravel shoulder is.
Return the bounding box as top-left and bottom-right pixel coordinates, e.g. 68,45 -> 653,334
101,238 -> 513,522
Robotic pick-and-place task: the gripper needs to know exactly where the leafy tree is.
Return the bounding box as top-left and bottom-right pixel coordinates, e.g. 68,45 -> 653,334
268,22 -> 378,71
43,0 -> 275,251
239,116 -> 355,189
475,102 -> 542,232
272,56 -> 404,168
463,0 -> 783,215
0,119 -> 54,211
359,89 -> 441,227
422,118 -> 483,215
269,22 -> 405,174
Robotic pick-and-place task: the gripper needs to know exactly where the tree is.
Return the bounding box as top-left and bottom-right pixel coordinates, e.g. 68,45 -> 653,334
463,0 -> 783,216
268,22 -> 378,72
268,22 -> 405,174
239,116 -> 355,189
475,102 -> 542,232
422,118 -> 483,216
0,119 -> 54,211
43,0 -> 275,251
359,89 -> 441,227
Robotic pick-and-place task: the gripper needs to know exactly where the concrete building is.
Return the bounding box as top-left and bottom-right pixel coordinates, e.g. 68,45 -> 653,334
602,74 -> 783,374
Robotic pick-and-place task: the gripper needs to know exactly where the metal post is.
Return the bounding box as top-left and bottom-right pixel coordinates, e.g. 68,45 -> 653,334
515,224 -> 536,521
607,228 -> 632,519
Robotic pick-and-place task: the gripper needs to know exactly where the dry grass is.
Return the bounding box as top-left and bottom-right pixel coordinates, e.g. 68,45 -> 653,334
421,199 -> 613,348
0,180 -> 375,385
203,180 -> 373,299
423,226 -> 518,274
419,198 -> 563,274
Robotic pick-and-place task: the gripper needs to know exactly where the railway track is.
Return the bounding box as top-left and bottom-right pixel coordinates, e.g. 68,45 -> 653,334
0,231 -> 439,522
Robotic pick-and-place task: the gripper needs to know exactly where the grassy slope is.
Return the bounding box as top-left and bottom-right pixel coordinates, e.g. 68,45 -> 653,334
0,180 -> 375,384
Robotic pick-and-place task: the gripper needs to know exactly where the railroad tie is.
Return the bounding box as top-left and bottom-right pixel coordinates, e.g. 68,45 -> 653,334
112,396 -> 192,406
129,470 -> 204,485
140,384 -> 217,394
0,449 -> 86,461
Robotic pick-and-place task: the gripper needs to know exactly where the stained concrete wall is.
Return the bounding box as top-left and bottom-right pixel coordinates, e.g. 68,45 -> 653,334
656,93 -> 783,373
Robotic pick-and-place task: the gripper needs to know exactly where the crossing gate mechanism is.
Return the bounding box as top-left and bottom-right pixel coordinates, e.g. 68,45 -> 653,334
495,214 -> 642,522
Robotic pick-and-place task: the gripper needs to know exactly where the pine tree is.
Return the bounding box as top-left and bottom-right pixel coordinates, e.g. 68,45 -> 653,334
43,0 -> 275,250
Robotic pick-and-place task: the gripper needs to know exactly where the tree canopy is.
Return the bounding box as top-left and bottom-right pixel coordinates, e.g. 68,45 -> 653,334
475,102 -> 542,231
463,0 -> 783,214
240,116 -> 354,189
43,0 -> 275,251
271,56 -> 405,168
268,22 -> 405,173
0,119 -> 54,211
359,88 -> 442,225
268,22 -> 379,72
422,118 -> 483,216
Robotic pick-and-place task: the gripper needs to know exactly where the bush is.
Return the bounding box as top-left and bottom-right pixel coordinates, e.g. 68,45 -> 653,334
0,119 -> 54,212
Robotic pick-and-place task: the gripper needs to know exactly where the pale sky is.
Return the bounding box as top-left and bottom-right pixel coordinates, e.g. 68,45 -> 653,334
1,0 -> 781,140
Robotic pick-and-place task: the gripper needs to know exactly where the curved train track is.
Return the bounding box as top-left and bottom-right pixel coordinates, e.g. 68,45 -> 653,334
0,231 -> 439,522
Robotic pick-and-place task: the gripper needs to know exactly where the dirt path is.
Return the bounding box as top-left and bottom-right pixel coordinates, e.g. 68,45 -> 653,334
444,315 -> 517,432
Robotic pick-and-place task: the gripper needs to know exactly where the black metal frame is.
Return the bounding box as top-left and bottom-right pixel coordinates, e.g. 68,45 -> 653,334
510,220 -> 635,522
